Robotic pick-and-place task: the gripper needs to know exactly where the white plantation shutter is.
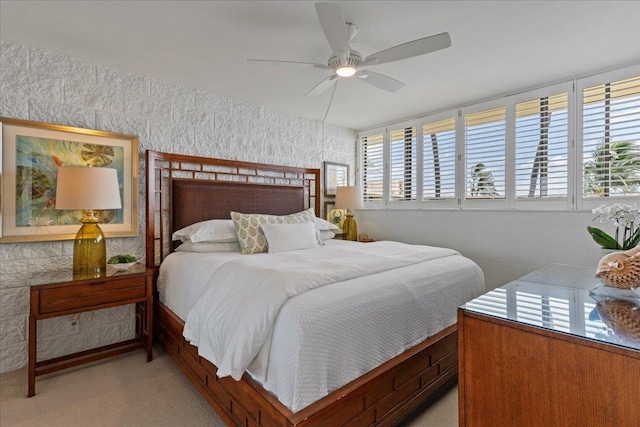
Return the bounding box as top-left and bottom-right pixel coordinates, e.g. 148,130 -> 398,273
361,133 -> 384,201
423,117 -> 456,200
464,107 -> 506,200
357,66 -> 638,212
515,93 -> 569,199
581,73 -> 640,200
389,126 -> 417,201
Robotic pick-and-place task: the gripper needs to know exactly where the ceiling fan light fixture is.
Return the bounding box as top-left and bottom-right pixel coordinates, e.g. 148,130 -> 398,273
336,65 -> 357,77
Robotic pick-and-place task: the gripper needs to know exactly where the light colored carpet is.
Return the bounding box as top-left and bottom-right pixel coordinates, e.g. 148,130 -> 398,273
0,346 -> 457,426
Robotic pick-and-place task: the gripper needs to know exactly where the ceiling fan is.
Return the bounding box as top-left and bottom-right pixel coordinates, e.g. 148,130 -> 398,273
248,2 -> 451,97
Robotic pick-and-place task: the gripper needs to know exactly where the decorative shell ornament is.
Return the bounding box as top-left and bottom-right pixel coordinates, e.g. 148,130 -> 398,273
595,247 -> 640,289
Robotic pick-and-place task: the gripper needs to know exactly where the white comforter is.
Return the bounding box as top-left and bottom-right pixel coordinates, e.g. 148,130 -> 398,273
184,241 -> 459,379
159,240 -> 484,411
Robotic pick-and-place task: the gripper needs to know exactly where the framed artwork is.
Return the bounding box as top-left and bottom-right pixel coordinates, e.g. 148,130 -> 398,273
0,117 -> 139,243
324,201 -> 345,229
323,161 -> 349,197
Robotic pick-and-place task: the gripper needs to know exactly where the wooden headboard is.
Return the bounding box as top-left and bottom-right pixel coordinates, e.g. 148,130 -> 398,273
145,150 -> 320,271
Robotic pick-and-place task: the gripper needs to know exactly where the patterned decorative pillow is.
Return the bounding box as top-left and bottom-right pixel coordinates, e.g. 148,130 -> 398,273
230,208 -> 320,254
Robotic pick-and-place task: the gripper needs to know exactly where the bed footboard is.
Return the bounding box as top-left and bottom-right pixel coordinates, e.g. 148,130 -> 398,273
155,300 -> 458,427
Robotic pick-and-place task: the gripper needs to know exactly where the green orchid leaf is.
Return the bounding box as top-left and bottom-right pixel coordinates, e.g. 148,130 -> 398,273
587,226 -> 621,249
623,227 -> 640,250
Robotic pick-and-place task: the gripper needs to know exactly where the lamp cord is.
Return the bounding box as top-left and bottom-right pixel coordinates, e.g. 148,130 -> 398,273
322,80 -> 338,122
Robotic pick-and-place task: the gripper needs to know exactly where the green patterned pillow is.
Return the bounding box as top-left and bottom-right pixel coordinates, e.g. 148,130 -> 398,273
230,208 -> 320,254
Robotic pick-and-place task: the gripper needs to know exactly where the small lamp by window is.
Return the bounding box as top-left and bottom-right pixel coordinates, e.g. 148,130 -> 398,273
55,166 -> 122,277
335,186 -> 363,241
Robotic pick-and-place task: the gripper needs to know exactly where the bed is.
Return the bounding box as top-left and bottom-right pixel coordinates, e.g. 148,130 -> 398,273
145,150 -> 484,426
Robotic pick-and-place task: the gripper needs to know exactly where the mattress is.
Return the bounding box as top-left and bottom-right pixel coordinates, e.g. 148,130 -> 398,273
157,239 -> 484,411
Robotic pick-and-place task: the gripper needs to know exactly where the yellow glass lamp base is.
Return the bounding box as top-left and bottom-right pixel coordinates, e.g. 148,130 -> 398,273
72,211 -> 106,278
342,211 -> 358,241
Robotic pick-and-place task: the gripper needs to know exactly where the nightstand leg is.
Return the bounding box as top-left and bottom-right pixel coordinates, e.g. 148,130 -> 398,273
28,314 -> 36,397
146,298 -> 153,362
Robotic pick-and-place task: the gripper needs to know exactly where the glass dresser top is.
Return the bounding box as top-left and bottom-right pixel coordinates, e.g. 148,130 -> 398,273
460,264 -> 640,352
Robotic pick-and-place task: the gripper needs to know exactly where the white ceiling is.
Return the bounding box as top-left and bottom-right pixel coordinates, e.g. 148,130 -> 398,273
1,1 -> 639,131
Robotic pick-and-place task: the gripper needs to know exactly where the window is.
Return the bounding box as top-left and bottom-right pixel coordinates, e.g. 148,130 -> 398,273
515,92 -> 569,200
389,126 -> 417,202
464,106 -> 506,200
361,132 -> 384,202
423,117 -> 456,200
579,73 -> 640,206
358,65 -> 640,211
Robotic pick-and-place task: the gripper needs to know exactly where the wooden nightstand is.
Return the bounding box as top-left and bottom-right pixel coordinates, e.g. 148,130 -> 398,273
28,264 -> 153,397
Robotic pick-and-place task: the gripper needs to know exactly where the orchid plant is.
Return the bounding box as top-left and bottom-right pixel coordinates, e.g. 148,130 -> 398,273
588,203 -> 640,250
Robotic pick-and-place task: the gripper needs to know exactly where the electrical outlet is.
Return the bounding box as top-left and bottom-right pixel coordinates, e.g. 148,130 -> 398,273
66,314 -> 80,334
69,319 -> 79,333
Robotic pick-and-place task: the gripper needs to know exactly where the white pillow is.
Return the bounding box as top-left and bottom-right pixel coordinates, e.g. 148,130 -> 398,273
172,219 -> 238,243
319,230 -> 336,240
230,208 -> 320,254
315,217 -> 341,232
260,222 -> 319,254
175,241 -> 241,253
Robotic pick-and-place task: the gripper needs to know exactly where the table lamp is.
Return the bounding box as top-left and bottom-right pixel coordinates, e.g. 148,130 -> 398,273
55,166 -> 122,276
335,186 -> 363,241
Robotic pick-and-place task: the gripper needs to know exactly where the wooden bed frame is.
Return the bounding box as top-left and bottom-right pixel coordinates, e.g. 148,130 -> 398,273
145,150 -> 458,426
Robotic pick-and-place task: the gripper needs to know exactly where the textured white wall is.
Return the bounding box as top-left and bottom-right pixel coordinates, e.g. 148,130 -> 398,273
0,40 -> 357,373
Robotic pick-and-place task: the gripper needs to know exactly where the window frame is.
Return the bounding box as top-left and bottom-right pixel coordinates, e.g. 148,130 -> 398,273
358,128 -> 386,209
387,119 -> 420,209
510,82 -> 574,211
421,110 -> 458,209
358,65 -> 640,212
576,64 -> 640,211
460,98 -> 509,210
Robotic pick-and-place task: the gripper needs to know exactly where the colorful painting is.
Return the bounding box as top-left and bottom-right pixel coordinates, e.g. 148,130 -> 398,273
1,117 -> 139,242
15,136 -> 124,227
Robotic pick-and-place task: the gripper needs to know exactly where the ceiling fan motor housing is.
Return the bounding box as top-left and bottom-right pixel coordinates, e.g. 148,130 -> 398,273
328,50 -> 363,69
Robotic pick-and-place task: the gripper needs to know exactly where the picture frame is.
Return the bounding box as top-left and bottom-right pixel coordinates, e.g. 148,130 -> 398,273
323,161 -> 349,197
0,117 -> 139,243
324,201 -> 335,222
324,201 -> 345,229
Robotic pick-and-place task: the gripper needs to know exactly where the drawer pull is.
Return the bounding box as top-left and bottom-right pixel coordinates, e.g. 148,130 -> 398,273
90,281 -> 107,286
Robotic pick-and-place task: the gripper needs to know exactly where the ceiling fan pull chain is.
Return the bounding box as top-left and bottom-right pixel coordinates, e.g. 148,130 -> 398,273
323,80 -> 339,122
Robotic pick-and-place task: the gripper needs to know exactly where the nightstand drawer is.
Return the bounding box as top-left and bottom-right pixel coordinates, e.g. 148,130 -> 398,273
39,276 -> 147,314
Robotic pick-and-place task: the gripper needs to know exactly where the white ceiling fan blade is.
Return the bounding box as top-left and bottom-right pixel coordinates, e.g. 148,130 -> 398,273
315,2 -> 350,65
247,59 -> 332,71
306,75 -> 337,97
363,32 -> 451,66
357,71 -> 405,93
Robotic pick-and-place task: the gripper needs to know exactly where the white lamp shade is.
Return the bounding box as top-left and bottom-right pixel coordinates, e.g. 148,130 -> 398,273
335,186 -> 363,210
55,166 -> 122,210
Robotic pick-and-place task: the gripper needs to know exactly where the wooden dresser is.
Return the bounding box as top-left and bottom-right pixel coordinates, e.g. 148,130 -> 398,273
458,264 -> 640,426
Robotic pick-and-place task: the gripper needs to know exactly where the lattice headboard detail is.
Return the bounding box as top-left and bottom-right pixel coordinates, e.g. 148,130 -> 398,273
145,150 -> 320,271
